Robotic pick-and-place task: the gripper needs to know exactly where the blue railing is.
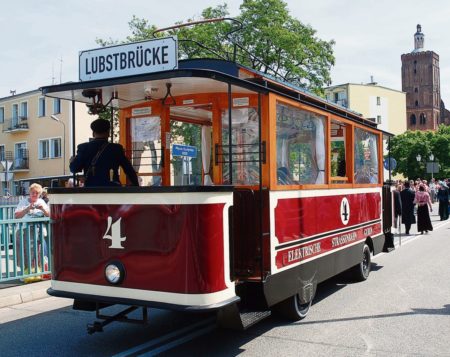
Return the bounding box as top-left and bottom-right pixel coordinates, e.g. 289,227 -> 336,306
0,205 -> 51,282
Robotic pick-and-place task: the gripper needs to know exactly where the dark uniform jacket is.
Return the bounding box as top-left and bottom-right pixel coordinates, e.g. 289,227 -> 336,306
400,188 -> 416,225
70,138 -> 139,187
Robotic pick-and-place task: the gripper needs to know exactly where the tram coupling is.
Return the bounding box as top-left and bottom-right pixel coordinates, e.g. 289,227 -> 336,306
86,304 -> 149,334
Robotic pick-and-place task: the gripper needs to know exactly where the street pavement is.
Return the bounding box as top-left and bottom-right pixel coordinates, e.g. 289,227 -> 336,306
0,202 -> 445,310
392,201 -> 443,247
0,279 -> 50,309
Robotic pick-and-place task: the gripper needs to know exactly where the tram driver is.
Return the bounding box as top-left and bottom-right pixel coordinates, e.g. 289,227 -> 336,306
70,119 -> 139,187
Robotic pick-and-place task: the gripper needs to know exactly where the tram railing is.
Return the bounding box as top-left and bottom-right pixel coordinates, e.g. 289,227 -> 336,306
0,205 -> 51,282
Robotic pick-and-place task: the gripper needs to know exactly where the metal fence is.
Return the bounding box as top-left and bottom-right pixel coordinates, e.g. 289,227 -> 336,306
0,205 -> 51,282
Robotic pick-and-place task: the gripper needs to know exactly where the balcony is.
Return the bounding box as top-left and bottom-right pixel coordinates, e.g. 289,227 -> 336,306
2,117 -> 29,132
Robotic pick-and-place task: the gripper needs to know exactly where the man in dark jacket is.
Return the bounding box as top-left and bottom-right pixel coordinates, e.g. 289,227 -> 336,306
400,180 -> 416,235
70,119 -> 139,187
437,181 -> 449,220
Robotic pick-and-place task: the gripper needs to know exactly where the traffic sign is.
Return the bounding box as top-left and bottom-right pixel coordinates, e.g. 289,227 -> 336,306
383,157 -> 397,170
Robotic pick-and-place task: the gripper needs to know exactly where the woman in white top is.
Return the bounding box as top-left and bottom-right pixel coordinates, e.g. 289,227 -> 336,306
14,183 -> 50,275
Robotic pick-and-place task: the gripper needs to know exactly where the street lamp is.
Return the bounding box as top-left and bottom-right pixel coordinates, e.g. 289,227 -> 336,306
429,153 -> 435,180
50,114 -> 66,175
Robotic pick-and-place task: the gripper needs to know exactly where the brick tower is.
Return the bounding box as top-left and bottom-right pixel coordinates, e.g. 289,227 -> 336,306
401,25 -> 441,131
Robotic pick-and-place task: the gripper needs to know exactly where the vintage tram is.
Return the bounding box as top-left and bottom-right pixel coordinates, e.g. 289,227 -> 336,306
42,33 -> 394,332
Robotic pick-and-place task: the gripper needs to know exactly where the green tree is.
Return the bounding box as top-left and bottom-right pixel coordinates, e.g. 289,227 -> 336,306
389,126 -> 450,180
97,0 -> 335,95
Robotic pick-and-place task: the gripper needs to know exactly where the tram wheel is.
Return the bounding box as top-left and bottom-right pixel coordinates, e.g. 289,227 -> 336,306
273,293 -> 312,321
351,243 -> 371,281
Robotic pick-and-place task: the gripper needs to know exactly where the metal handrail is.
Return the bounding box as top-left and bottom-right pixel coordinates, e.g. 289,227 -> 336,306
0,215 -> 51,282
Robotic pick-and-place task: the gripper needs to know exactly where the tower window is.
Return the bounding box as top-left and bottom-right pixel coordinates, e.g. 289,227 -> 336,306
415,100 -> 419,107
410,114 -> 416,125
419,113 -> 426,124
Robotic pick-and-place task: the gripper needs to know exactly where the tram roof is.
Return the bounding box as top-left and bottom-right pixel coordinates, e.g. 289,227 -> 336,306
41,58 -> 385,131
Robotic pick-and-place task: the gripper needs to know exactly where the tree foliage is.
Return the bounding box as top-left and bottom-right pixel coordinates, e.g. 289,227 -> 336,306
389,126 -> 450,180
96,0 -> 335,95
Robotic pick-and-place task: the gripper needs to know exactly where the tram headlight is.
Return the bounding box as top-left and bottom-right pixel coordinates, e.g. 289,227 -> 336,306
104,261 -> 125,285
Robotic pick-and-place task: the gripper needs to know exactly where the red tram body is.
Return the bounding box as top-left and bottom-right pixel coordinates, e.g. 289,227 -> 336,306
42,34 -> 394,330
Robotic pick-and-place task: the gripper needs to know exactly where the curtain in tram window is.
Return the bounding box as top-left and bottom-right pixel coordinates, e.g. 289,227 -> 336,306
201,125 -> 213,185
315,118 -> 325,184
369,136 -> 378,169
280,138 -> 289,168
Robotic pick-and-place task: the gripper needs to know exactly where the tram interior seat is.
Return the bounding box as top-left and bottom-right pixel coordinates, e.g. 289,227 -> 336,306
277,167 -> 294,185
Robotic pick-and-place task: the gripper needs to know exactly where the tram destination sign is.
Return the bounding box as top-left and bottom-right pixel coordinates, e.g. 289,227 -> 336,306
79,37 -> 178,81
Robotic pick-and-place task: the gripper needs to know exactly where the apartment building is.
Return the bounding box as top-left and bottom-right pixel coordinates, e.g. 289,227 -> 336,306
324,82 -> 407,135
0,89 -> 93,195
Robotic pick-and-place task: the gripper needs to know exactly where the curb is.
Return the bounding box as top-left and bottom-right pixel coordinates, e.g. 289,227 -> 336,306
0,280 -> 51,309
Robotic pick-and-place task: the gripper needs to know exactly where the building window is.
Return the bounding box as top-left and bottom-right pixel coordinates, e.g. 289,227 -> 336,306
376,97 -> 381,105
415,87 -> 418,93
410,114 -> 416,125
53,98 -> 61,114
377,115 -> 382,124
415,100 -> 419,107
0,145 -> 5,161
50,138 -> 62,158
20,101 -> 28,119
419,113 -> 426,125
38,140 -> 50,159
0,107 -> 4,123
38,97 -> 46,117
14,142 -> 28,169
12,104 -> 19,126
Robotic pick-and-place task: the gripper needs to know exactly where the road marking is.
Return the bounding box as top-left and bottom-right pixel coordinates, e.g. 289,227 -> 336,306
113,316 -> 216,357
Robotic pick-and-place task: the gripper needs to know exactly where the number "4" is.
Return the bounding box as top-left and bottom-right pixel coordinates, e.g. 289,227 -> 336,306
103,216 -> 126,249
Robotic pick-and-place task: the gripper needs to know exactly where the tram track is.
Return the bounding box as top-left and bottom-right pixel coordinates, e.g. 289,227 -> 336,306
112,316 -> 217,357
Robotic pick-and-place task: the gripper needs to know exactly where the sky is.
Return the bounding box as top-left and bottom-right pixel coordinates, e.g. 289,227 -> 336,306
2,0 -> 450,104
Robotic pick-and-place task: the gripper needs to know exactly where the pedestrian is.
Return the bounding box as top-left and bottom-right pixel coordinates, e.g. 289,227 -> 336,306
414,184 -> 433,234
393,184 -> 402,233
437,181 -> 449,220
69,119 -> 139,187
400,180 -> 416,235
429,178 -> 437,203
14,183 -> 50,278
41,187 -> 49,204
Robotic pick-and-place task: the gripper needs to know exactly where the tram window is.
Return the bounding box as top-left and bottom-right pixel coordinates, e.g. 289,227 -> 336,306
354,128 -> 379,184
276,103 -> 326,185
330,120 -> 348,183
221,107 -> 260,185
170,121 -> 202,186
130,116 -> 162,186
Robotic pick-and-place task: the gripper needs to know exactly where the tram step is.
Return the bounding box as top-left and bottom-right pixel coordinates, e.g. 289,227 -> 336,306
240,310 -> 272,329
217,304 -> 271,330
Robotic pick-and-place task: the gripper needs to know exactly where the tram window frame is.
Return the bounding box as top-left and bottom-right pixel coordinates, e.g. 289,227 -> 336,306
329,118 -> 352,186
123,102 -> 166,187
273,99 -> 328,190
353,125 -> 381,186
220,106 -> 261,186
